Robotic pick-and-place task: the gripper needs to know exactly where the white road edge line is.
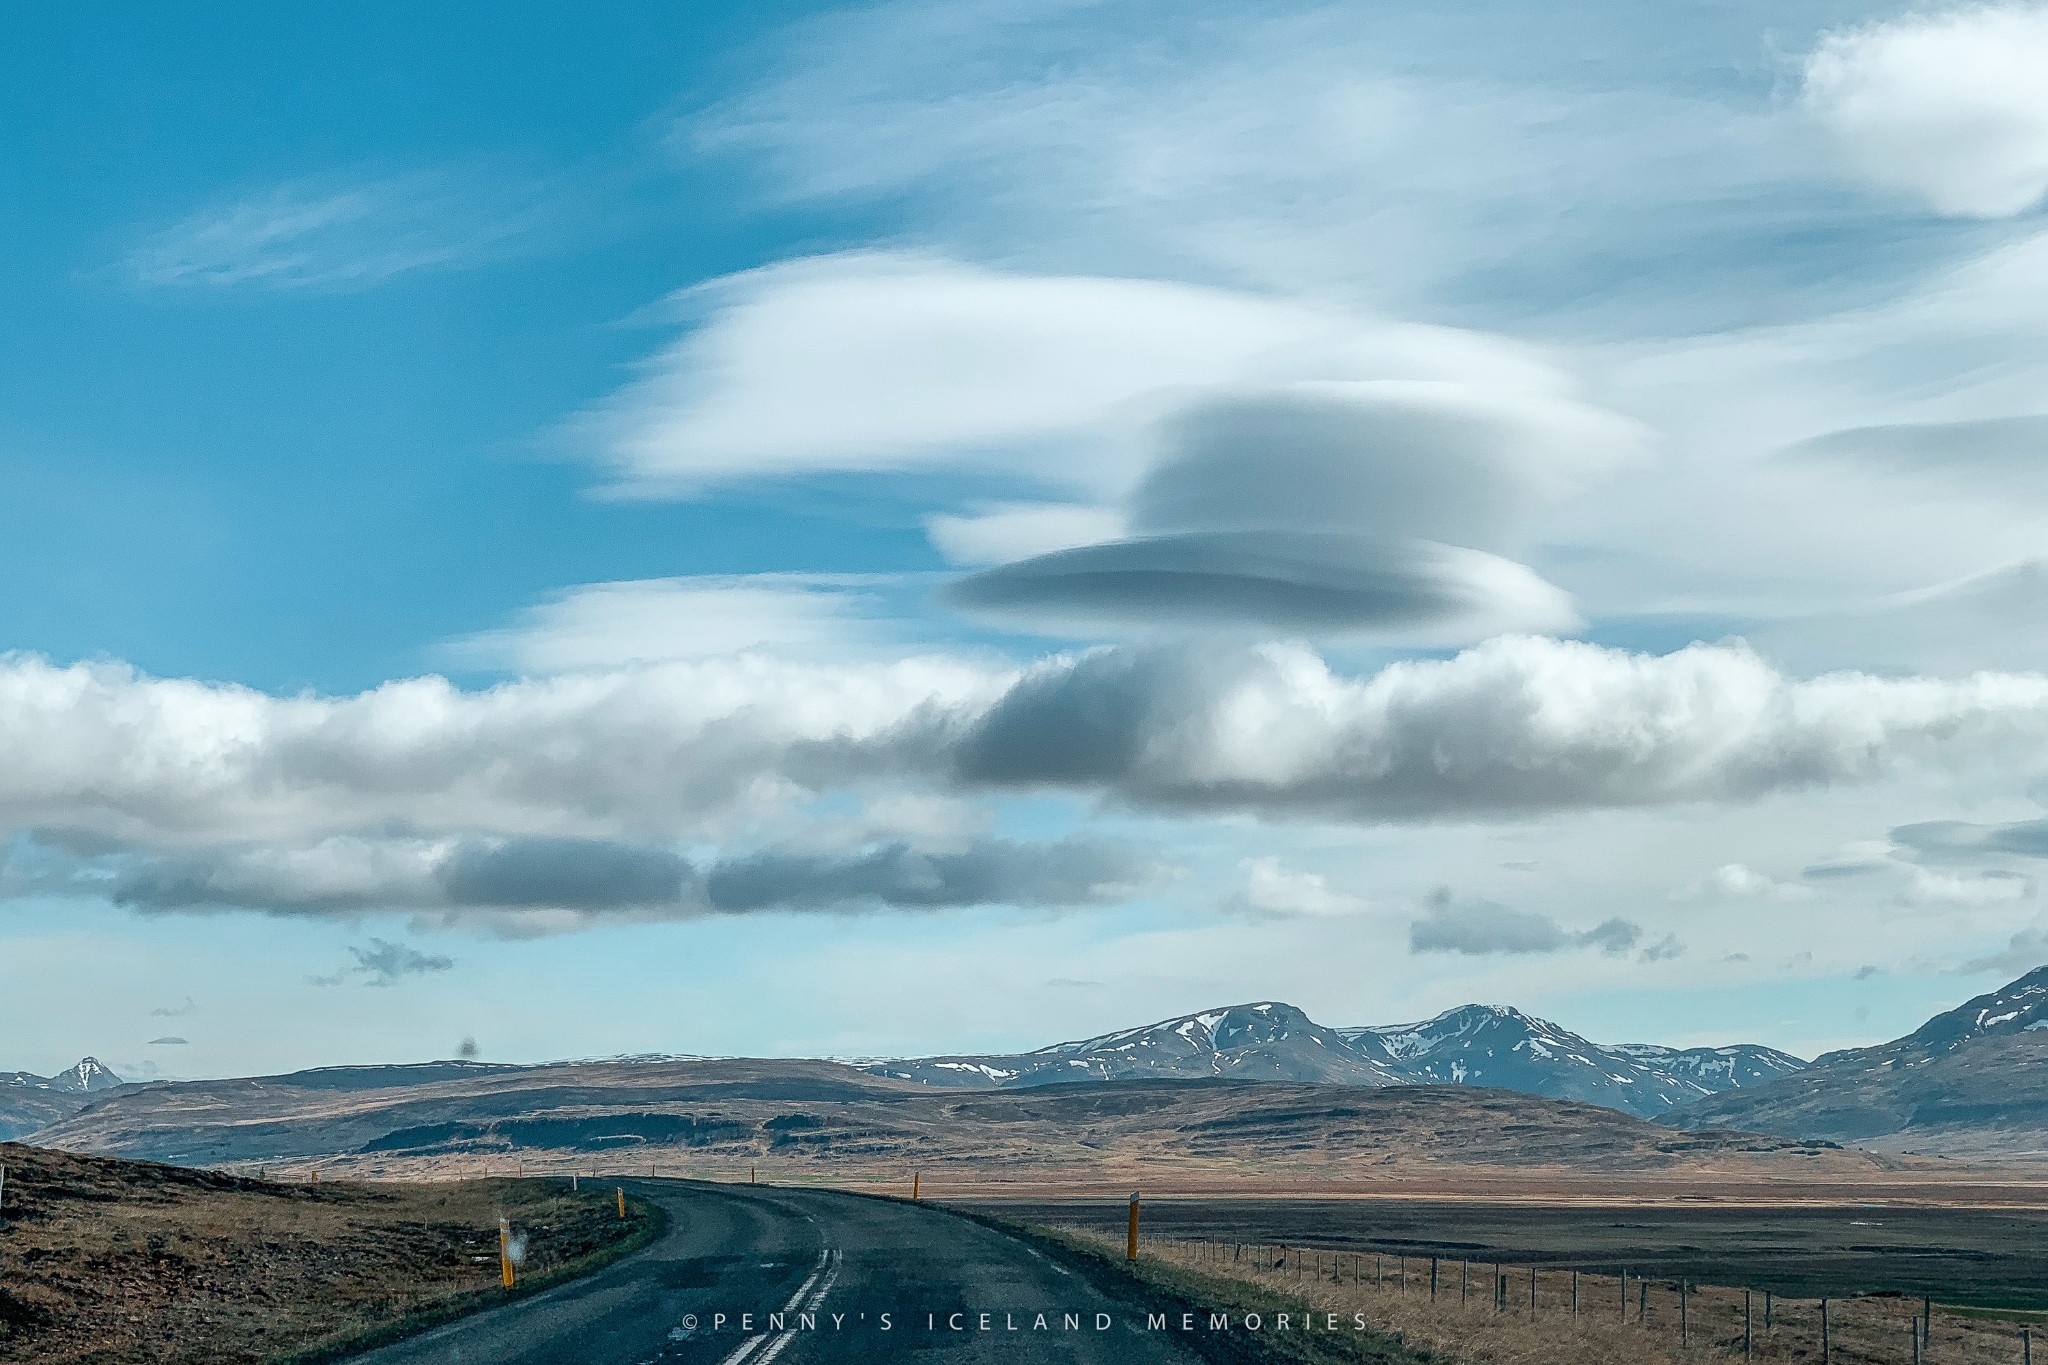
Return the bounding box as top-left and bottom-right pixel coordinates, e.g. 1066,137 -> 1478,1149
715,1248 -> 834,1365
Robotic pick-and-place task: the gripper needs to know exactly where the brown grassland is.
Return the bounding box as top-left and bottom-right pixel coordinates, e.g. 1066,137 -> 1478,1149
0,1143 -> 654,1365
1053,1226 -> 2048,1365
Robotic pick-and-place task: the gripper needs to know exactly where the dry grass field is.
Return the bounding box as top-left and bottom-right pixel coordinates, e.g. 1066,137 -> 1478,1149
968,1187 -> 2048,1304
28,1063 -> 1899,1188
1062,1228 -> 2048,1365
0,1143 -> 652,1365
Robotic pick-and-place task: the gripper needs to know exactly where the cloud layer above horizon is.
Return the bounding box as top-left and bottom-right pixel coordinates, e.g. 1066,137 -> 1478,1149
16,0 -> 2048,1072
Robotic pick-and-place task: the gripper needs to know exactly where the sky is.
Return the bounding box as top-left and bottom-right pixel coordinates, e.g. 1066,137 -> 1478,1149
7,0 -> 2048,1081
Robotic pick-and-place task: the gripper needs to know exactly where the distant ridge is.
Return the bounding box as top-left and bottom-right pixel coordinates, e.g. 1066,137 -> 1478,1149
1671,966 -> 2048,1159
0,1057 -> 125,1141
860,999 -> 1800,1118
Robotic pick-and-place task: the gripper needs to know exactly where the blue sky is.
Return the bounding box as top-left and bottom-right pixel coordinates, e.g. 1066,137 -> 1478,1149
7,0 -> 2048,1081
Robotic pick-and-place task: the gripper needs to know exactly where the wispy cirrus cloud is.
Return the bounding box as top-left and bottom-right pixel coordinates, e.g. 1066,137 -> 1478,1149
124,167 -> 560,291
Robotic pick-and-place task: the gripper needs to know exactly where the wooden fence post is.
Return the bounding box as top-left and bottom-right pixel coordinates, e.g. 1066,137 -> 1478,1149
1572,1269 -> 1579,1315
1744,1289 -> 1752,1360
1681,1280 -> 1689,1347
1621,1270 -> 1628,1322
1765,1290 -> 1773,1330
1461,1260 -> 1468,1303
1430,1257 -> 1439,1301
1821,1297 -> 1831,1364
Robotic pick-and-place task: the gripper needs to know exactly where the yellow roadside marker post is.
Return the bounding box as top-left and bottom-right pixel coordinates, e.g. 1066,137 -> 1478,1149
1127,1192 -> 1140,1262
498,1217 -> 516,1289
617,1187 -> 626,1220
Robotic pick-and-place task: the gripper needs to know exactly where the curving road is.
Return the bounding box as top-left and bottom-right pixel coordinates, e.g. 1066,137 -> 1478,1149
348,1181 -> 1211,1364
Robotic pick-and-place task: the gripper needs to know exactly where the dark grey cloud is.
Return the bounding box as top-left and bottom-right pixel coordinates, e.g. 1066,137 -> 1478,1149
1636,932 -> 1686,963
347,938 -> 454,987
1800,858 -> 1887,880
81,828 -> 1160,927
150,997 -> 196,1018
944,382 -> 1602,637
704,836 -> 1161,912
1892,817 -> 2048,863
438,837 -> 689,910
1957,929 -> 2048,977
1407,889 -> 1649,957
953,635 -> 1991,822
945,530 -> 1571,635
1784,416 -> 2048,492
147,1036 -> 189,1046
1131,385 -> 1537,546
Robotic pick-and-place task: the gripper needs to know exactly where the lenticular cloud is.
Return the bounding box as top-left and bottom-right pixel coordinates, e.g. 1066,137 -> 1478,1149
3,639 -> 2047,852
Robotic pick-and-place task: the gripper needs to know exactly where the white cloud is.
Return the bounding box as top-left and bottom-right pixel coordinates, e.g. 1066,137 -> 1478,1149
9,637 -> 2048,861
446,574 -> 904,673
1805,4 -> 2048,218
926,503 -> 1128,566
1684,862 -> 1815,902
574,252 -> 1584,498
1221,856 -> 1367,920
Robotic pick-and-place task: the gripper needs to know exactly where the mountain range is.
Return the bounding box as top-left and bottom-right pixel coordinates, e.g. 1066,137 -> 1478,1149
860,1001 -> 1804,1118
22,1054 -> 1864,1183
1672,967 -> 2048,1160
10,970 -> 2047,1163
0,1058 -> 124,1141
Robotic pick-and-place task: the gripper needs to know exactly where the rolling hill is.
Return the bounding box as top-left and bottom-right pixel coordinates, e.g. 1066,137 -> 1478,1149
23,1056 -> 1870,1184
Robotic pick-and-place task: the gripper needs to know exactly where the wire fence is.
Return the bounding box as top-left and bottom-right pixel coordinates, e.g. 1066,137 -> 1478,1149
1139,1234 -> 2041,1365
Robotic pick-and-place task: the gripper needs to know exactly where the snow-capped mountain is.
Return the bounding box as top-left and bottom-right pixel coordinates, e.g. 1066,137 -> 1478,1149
1611,1042 -> 1806,1090
1342,1006 -> 1803,1117
46,1057 -> 124,1094
1674,966 -> 2048,1157
864,1002 -> 1403,1089
1889,966 -> 2048,1057
860,1000 -> 1798,1117
0,1057 -> 124,1141
2,1057 -> 122,1095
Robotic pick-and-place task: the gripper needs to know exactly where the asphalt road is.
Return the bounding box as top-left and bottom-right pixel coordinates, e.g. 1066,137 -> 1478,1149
348,1181 -> 1213,1365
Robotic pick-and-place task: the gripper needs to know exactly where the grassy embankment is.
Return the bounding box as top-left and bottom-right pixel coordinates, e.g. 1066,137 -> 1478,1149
0,1142 -> 662,1365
